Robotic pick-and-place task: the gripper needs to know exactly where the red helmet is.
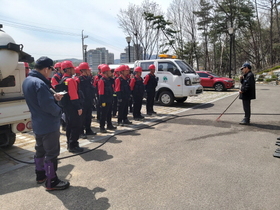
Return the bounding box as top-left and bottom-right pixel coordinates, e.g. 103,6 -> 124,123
118,65 -> 126,72
54,62 -> 61,69
134,66 -> 142,72
24,62 -> 29,68
101,65 -> 111,73
61,60 -> 74,70
79,62 -> 90,70
125,65 -> 130,70
98,64 -> 104,71
75,66 -> 81,74
148,64 -> 156,70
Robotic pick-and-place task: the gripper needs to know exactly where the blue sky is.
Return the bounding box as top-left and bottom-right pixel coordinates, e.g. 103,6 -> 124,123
0,0 -> 170,61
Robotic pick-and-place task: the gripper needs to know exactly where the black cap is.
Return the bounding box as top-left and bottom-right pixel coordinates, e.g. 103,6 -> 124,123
240,63 -> 251,70
35,56 -> 53,69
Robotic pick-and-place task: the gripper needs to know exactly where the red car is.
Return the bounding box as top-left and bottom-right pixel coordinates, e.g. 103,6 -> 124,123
196,71 -> 235,91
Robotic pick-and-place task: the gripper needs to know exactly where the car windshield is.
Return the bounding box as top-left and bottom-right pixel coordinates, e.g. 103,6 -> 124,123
209,73 -> 220,78
175,60 -> 196,74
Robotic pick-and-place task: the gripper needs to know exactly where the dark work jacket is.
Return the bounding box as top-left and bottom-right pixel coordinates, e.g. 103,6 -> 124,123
22,70 -> 61,135
145,73 -> 158,93
239,71 -> 256,100
133,77 -> 145,97
55,75 -> 83,110
79,75 -> 94,106
99,76 -> 114,103
117,76 -> 131,100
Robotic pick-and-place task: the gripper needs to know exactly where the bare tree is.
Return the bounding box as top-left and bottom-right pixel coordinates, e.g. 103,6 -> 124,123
117,0 -> 165,60
167,0 -> 200,69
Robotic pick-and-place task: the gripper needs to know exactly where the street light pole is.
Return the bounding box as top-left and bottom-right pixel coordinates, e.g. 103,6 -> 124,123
82,30 -> 88,62
126,36 -> 132,63
228,27 -> 234,79
83,44 -> 88,62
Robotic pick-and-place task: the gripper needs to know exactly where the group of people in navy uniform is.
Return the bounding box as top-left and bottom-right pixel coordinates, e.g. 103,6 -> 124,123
50,61 -> 158,154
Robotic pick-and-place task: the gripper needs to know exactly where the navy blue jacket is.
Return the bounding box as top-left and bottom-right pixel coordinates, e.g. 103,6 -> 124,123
22,70 -> 62,135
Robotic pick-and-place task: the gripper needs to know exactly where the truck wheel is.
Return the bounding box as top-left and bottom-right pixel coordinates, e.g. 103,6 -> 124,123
176,97 -> 188,103
159,91 -> 174,106
0,132 -> 16,148
214,83 -> 225,92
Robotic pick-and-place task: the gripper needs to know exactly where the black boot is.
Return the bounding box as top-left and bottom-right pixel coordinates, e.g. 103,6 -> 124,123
107,125 -> 117,130
34,156 -> 46,184
86,129 -> 96,135
44,160 -> 70,191
123,119 -> 132,125
100,127 -> 107,133
239,118 -> 250,125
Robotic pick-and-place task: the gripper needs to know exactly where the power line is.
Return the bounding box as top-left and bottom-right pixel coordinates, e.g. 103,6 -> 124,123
1,18 -> 125,52
0,18 -> 80,36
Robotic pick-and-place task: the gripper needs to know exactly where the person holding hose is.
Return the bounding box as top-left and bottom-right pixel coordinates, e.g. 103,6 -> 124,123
239,62 -> 256,125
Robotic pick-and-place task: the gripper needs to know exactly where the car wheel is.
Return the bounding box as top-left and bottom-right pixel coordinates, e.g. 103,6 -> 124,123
176,97 -> 188,103
159,91 -> 174,106
214,83 -> 224,92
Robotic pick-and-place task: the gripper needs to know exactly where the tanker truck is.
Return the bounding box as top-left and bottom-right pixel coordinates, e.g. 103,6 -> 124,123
0,24 -> 34,147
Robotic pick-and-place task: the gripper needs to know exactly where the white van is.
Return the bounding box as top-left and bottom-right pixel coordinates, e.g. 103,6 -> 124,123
135,59 -> 203,106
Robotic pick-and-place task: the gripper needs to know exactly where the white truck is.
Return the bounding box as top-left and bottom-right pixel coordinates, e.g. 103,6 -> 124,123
134,58 -> 203,106
0,24 -> 34,147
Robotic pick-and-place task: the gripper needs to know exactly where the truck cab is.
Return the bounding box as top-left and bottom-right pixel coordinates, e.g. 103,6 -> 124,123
135,58 -> 203,105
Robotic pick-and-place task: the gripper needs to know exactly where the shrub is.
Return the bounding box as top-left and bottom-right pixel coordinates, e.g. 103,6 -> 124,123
265,78 -> 272,82
258,65 -> 280,75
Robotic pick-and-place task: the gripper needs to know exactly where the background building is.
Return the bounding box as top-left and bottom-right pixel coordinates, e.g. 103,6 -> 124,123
86,47 -> 114,72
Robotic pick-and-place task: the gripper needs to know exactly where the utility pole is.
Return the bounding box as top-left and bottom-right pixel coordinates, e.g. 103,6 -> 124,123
82,30 -> 88,62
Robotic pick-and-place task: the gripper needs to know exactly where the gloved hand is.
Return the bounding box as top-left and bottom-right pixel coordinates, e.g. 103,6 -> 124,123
101,103 -> 106,107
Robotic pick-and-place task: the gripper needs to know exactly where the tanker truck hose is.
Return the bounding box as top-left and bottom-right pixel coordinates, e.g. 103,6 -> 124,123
0,112 -> 234,165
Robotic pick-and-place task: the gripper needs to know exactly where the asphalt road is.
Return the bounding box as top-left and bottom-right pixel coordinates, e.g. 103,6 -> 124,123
1,84 -> 280,210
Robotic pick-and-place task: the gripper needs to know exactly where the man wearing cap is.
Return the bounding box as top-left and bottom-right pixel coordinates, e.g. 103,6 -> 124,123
22,56 -> 70,191
98,64 -> 117,133
239,62 -> 256,125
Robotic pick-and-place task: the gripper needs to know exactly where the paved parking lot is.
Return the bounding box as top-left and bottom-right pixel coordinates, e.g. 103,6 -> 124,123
0,89 -> 238,175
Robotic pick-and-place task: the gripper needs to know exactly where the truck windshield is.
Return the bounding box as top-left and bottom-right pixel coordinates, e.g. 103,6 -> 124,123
175,61 -> 196,74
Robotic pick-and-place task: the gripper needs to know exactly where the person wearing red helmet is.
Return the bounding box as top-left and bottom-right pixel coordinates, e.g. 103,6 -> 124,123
51,62 -> 67,131
112,67 -> 120,118
24,62 -> 30,77
130,66 -> 145,120
115,65 -> 132,126
98,65 -> 117,133
144,64 -> 158,115
93,64 -> 104,122
56,60 -> 84,153
78,62 -> 96,137
51,62 -> 63,89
